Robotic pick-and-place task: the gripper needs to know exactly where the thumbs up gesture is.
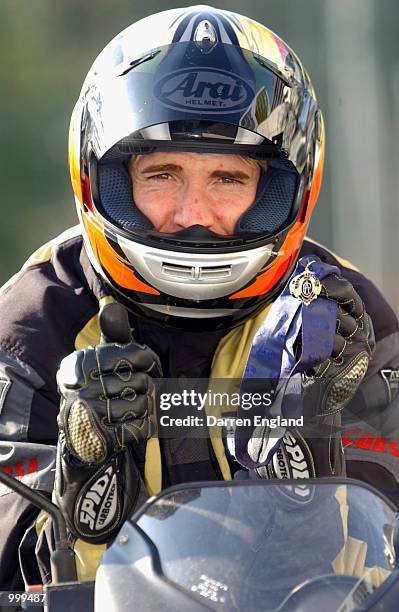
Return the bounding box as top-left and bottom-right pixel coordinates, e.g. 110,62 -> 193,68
57,302 -> 162,464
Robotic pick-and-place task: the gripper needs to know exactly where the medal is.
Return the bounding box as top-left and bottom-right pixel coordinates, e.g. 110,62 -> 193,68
289,261 -> 321,305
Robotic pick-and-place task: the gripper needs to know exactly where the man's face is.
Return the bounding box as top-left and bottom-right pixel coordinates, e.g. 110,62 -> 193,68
129,152 -> 261,235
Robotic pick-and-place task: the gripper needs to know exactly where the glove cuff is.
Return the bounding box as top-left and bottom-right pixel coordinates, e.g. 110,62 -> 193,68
54,435 -> 143,544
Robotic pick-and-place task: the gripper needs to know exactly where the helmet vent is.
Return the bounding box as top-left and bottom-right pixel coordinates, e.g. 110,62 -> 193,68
194,20 -> 217,47
161,262 -> 232,281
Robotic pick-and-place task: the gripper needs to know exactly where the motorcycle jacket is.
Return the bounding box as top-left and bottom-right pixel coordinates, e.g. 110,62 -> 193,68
0,225 -> 398,587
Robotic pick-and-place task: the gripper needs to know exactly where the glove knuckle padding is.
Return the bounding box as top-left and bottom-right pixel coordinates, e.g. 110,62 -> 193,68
310,275 -> 376,417
336,309 -> 357,338
103,395 -> 149,420
321,351 -> 370,415
66,400 -> 107,463
97,342 -> 161,376
128,371 -> 152,394
97,372 -> 153,399
322,275 -> 363,317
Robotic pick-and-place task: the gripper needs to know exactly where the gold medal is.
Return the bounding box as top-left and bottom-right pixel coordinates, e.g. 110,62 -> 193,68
289,261 -> 321,306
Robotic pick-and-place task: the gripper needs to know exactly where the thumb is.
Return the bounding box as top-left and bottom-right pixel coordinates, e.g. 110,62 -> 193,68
99,302 -> 133,344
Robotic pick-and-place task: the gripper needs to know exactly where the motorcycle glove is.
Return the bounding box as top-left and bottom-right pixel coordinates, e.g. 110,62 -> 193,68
303,272 -> 376,416
251,272 -> 375,478
57,339 -> 162,464
54,436 -> 148,544
54,302 -> 162,543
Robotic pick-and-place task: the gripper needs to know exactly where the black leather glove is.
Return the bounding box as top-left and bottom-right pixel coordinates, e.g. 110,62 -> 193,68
301,271 -> 375,476
54,302 -> 161,543
54,440 -> 147,543
252,268 -> 375,479
57,304 -> 162,465
303,272 -> 375,416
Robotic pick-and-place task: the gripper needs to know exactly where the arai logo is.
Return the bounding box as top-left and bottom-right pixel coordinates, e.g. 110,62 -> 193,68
154,67 -> 254,113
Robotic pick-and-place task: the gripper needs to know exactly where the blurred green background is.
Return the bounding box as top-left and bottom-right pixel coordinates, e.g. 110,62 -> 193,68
1,0 -> 398,311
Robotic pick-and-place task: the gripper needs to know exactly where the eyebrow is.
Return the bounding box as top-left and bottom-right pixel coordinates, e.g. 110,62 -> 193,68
138,163 -> 252,180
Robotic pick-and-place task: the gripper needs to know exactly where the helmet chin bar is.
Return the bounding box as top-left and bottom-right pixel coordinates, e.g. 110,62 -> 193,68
101,253 -> 297,333
116,231 -> 276,301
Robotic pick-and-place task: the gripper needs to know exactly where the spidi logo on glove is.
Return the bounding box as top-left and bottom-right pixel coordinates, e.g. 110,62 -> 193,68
76,461 -> 119,536
259,430 -> 316,504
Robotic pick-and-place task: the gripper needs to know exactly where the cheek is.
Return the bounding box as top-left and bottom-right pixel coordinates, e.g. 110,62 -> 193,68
213,189 -> 256,221
210,187 -> 257,234
132,182 -> 174,223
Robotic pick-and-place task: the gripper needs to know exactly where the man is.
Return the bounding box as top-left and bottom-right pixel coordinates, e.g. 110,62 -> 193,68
0,6 -> 397,588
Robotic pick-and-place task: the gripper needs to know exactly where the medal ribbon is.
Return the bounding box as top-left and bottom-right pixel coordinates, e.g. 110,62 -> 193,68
234,255 -> 340,469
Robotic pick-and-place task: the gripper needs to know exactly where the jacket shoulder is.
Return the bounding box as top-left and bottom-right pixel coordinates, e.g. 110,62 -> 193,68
0,226 -> 106,386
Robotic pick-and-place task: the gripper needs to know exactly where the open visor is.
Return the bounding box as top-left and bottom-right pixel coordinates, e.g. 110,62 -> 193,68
82,41 -> 319,173
93,150 -> 301,252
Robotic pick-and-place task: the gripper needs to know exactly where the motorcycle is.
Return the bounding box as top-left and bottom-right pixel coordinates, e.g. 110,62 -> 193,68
1,469 -> 399,612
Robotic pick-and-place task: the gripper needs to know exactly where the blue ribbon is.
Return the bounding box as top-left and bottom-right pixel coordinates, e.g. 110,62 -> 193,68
234,255 -> 340,469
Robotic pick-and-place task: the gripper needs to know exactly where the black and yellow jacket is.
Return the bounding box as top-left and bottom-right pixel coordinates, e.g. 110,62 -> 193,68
0,225 -> 398,588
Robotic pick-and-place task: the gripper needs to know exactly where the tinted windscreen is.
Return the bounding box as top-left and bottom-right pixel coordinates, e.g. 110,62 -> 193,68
135,481 -> 396,610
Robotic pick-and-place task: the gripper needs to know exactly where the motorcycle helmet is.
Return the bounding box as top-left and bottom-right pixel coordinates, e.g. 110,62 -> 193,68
68,5 -> 324,330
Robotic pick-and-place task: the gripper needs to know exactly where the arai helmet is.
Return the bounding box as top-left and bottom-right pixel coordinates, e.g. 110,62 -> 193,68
68,5 -> 325,329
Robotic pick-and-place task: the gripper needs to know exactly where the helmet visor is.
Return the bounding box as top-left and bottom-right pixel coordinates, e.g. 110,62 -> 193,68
82,41 -> 318,175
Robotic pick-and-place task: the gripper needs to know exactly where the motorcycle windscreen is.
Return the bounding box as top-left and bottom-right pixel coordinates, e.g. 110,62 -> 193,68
134,480 -> 396,611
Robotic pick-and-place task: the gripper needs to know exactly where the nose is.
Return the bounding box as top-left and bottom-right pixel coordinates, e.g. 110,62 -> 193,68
172,180 -> 215,229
